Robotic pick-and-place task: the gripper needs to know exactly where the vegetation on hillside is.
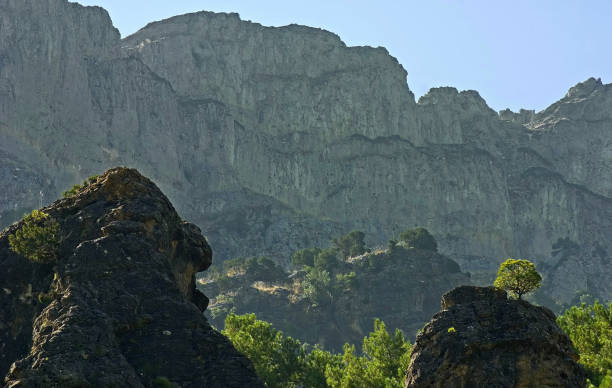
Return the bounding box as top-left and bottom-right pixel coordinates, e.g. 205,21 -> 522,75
8,210 -> 59,263
207,229 -> 611,387
62,174 -> 99,197
205,227 -> 445,319
223,313 -> 412,388
558,301 -> 612,388
398,227 -> 437,252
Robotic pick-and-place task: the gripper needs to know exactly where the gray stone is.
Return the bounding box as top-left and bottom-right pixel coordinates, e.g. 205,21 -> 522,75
1,0 -> 611,306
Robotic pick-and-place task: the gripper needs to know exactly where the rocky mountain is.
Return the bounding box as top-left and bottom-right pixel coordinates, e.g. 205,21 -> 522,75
0,168 -> 262,387
405,286 -> 587,387
201,245 -> 470,351
1,0 -> 611,306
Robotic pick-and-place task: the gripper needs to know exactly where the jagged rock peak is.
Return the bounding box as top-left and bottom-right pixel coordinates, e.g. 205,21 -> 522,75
418,87 -> 496,116
0,167 -> 263,387
404,286 -> 587,388
566,77 -> 603,99
498,108 -> 536,124
128,9 -> 345,47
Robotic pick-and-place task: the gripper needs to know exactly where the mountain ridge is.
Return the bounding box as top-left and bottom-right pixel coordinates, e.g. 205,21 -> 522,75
1,0 -> 611,306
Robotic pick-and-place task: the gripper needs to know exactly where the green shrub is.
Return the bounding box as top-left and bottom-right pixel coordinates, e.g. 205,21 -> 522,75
292,247 -> 322,268
557,301 -> 612,387
62,174 -> 100,197
398,227 -> 437,252
9,210 -> 60,263
223,313 -> 308,388
153,376 -> 173,388
332,230 -> 367,259
314,249 -> 339,272
303,267 -> 332,308
221,256 -> 286,282
493,258 -> 541,299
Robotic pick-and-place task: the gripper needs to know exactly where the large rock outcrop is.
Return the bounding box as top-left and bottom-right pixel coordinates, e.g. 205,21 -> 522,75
0,168 -> 262,387
1,0 -> 612,306
404,286 -> 587,388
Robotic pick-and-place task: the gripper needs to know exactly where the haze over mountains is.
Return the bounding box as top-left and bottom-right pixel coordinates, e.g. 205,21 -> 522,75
1,0 -> 612,307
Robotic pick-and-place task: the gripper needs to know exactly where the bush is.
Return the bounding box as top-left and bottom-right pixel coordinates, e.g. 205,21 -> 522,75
314,249 -> 339,272
493,258 -> 541,299
222,256 -> 286,282
398,227 -> 437,252
223,313 -> 307,388
62,174 -> 100,197
332,231 -> 367,259
292,247 -> 322,268
9,210 -> 60,263
303,267 -> 332,308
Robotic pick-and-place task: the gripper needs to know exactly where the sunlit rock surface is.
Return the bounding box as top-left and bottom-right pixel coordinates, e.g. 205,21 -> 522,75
1,0 -> 611,306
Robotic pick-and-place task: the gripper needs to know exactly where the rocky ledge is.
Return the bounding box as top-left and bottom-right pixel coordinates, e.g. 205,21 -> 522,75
0,168 -> 262,387
404,286 -> 587,388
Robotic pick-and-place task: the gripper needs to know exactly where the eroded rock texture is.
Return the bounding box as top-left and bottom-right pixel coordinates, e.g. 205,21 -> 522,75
0,168 -> 262,387
1,0 -> 612,306
404,286 -> 587,388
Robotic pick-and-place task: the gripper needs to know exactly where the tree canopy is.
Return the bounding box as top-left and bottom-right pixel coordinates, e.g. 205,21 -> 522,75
398,227 -> 437,252
9,210 -> 60,263
222,313 -> 412,388
557,301 -> 612,388
332,230 -> 367,259
493,258 -> 541,299
292,247 -> 322,268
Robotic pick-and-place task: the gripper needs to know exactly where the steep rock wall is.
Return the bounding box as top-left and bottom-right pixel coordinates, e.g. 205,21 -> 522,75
1,0 -> 611,305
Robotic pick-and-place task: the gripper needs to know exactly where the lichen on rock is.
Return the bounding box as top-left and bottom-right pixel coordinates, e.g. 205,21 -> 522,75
404,285 -> 588,388
0,167 -> 262,387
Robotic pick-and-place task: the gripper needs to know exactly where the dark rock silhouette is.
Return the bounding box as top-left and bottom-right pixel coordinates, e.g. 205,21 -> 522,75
405,286 -> 587,388
0,168 -> 262,387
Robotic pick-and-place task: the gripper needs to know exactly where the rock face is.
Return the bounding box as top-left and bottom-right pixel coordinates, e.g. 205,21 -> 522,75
0,168 -> 262,387
404,286 -> 587,388
1,0 -> 612,306
203,246 -> 470,351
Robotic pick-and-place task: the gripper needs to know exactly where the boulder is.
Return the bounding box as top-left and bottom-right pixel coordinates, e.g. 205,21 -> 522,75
405,286 -> 587,388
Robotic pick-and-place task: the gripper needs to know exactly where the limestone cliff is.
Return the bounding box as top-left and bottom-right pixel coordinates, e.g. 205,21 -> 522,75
1,0 -> 611,306
0,168 -> 262,387
404,286 -> 587,387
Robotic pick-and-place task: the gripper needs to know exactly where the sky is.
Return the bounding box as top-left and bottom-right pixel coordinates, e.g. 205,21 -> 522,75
72,0 -> 611,113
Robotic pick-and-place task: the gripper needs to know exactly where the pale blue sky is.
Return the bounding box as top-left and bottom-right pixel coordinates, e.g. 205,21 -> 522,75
73,0 -> 611,112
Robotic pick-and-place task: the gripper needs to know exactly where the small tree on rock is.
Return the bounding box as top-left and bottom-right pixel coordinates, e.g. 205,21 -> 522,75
493,258 -> 542,299
9,210 -> 60,263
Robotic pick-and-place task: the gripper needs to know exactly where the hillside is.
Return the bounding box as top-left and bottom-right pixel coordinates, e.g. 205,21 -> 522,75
201,242 -> 469,351
1,0 -> 611,307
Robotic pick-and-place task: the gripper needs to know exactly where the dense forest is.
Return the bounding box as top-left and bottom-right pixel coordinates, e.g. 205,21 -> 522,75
220,301 -> 611,388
